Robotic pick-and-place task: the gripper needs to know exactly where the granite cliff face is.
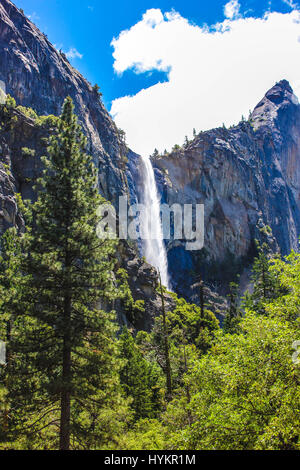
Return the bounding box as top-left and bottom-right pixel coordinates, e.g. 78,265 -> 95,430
0,0 -> 128,205
152,80 -> 300,297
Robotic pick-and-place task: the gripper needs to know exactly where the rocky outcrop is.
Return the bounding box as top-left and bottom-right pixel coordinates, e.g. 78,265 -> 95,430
116,241 -> 176,331
153,80 -> 300,297
0,104 -> 45,232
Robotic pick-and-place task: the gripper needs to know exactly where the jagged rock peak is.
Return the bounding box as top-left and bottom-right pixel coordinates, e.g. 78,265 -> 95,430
264,79 -> 296,105
251,79 -> 299,129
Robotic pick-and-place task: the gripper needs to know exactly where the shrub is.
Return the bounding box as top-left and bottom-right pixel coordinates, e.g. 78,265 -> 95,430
22,147 -> 36,158
35,115 -> 59,128
16,106 -> 38,120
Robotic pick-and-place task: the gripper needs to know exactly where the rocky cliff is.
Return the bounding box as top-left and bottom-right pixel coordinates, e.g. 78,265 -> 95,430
152,80 -> 300,298
0,0 -> 129,205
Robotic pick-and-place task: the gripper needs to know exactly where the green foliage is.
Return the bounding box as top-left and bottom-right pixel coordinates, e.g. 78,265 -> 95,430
260,224 -> 272,235
0,227 -> 22,334
151,148 -> 159,158
5,95 -> 16,109
167,293 -> 219,351
223,281 -> 242,334
1,164 -> 11,176
172,144 -> 181,152
242,242 -> 284,315
21,147 -> 36,158
116,269 -> 144,324
121,245 -> 300,450
35,114 -> 59,128
0,228 -> 22,445
264,250 -> 300,323
118,419 -> 166,450
135,293 -> 219,407
119,328 -> 163,421
16,106 -> 38,120
92,84 -> 102,97
171,313 -> 299,450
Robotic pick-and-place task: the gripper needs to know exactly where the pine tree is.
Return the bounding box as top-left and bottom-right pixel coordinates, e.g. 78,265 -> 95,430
223,281 -> 242,333
7,97 -> 128,450
243,242 -> 283,315
92,83 -> 102,98
152,148 -> 159,158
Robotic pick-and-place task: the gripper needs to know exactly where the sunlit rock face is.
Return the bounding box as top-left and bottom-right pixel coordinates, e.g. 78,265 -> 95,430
0,0 -> 129,205
153,80 -> 300,296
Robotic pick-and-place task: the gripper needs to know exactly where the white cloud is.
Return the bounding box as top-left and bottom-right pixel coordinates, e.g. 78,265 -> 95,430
65,47 -> 83,60
224,1 -> 240,19
110,7 -> 300,156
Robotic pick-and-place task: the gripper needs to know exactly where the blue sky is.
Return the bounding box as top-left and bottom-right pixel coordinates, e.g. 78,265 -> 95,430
15,0 -> 300,154
16,0 -> 296,108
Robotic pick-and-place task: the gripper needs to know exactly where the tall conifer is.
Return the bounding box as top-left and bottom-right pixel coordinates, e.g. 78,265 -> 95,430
7,97 -> 128,450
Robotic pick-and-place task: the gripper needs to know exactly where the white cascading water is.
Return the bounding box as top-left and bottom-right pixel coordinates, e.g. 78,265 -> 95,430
139,155 -> 170,290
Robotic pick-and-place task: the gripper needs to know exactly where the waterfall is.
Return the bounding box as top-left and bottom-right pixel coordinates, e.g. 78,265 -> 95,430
139,155 -> 170,290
